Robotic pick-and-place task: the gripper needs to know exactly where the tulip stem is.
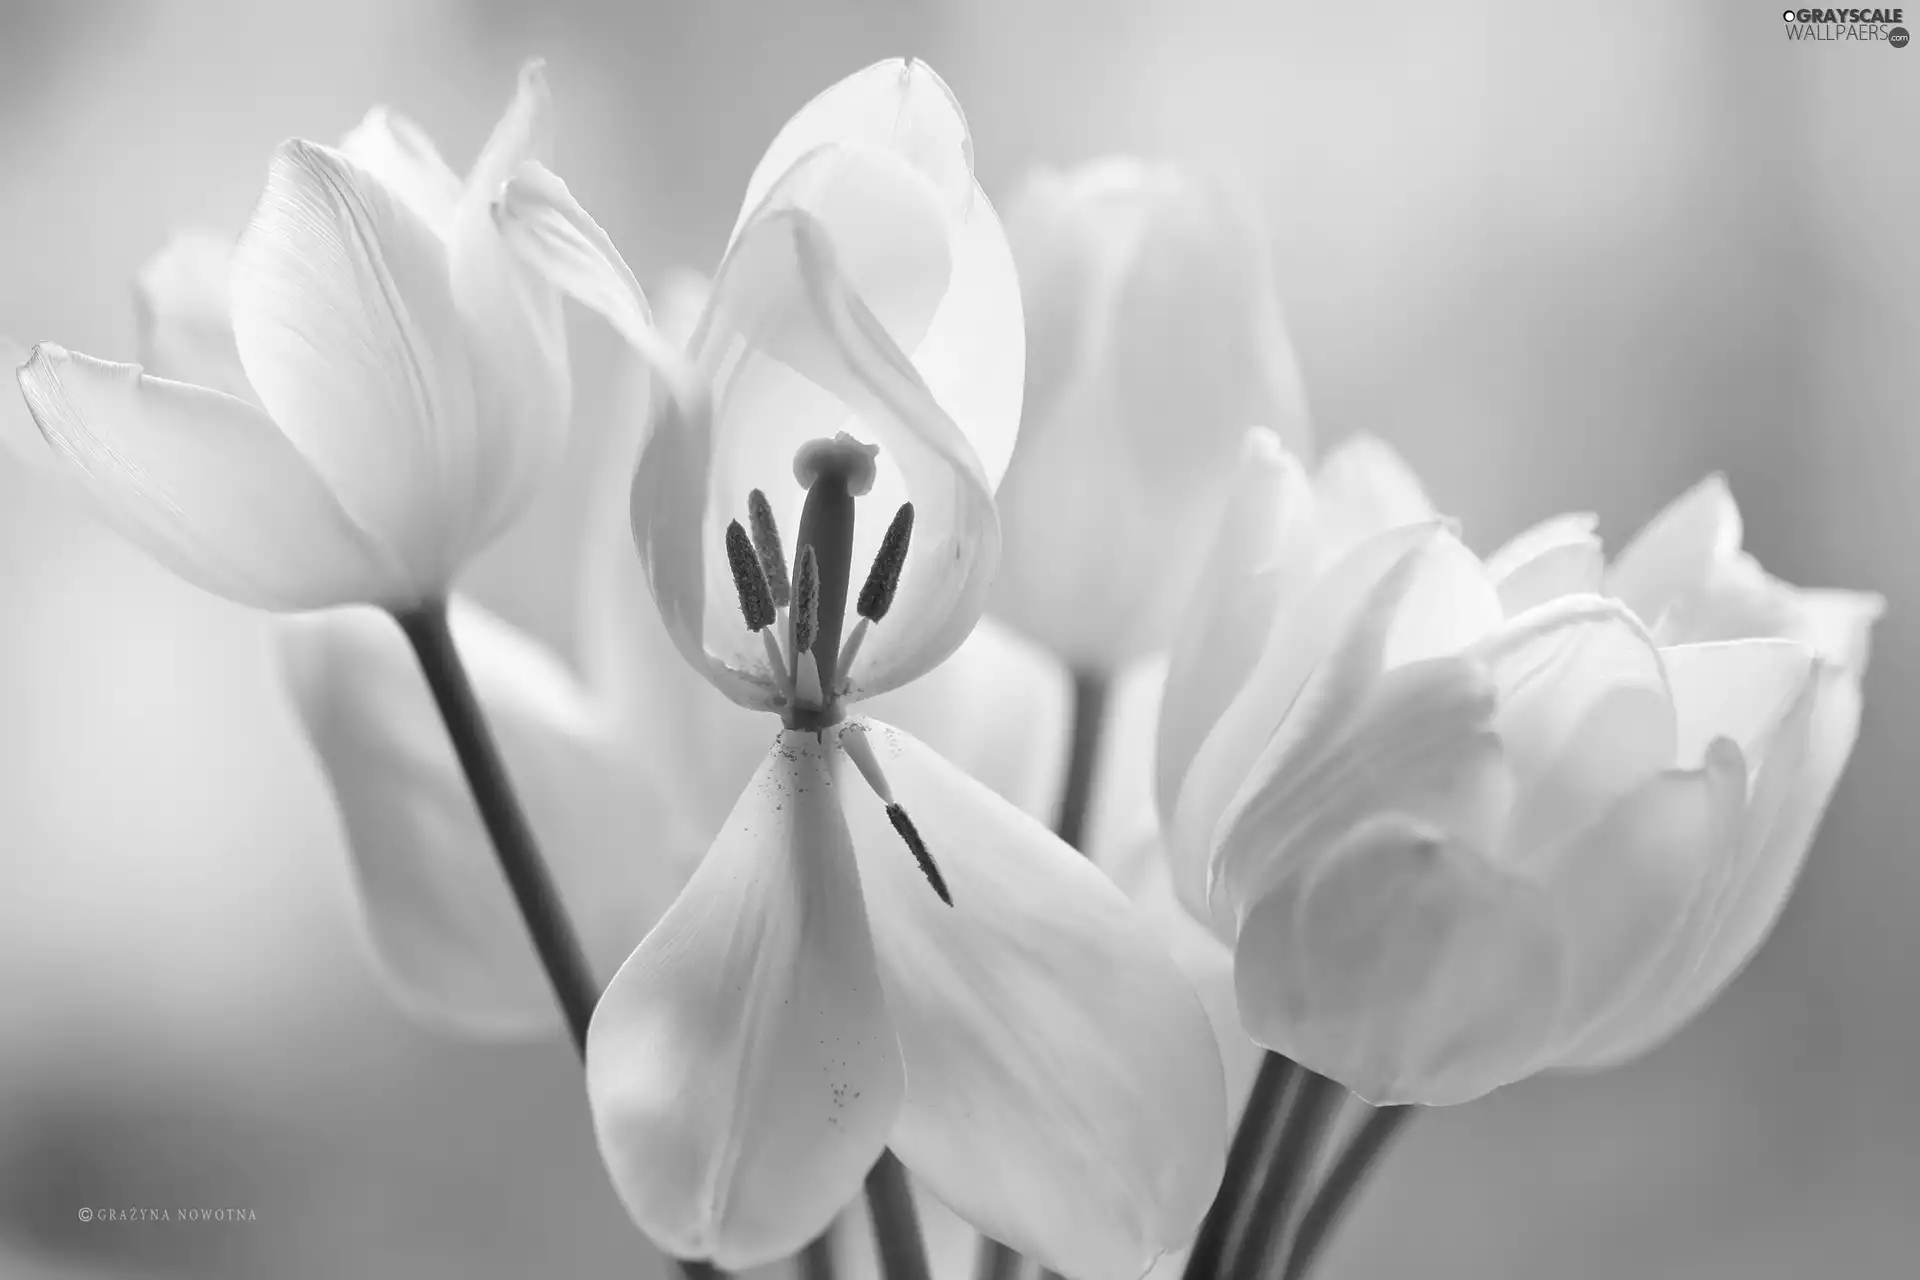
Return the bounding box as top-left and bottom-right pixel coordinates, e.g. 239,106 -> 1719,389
1280,1105 -> 1414,1280
800,1223 -> 838,1280
1053,667 -> 1110,851
974,1239 -> 1024,1280
865,1150 -> 932,1280
1180,1052 -> 1301,1280
393,598 -> 600,1056
1226,1070 -> 1346,1280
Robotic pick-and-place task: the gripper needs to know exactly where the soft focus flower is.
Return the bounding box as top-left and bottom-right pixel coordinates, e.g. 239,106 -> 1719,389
1156,430 -> 1877,1106
989,159 -> 1312,670
498,59 -> 1227,1274
10,63 -> 568,612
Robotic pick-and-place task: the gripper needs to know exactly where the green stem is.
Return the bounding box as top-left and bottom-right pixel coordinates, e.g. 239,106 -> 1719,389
974,1240 -> 1024,1280
1281,1106 -> 1414,1280
393,599 -> 599,1054
866,1151 -> 932,1280
1227,1072 -> 1347,1280
397,598 -> 723,1280
1180,1053 -> 1301,1280
800,1224 -> 838,1280
1053,667 -> 1110,850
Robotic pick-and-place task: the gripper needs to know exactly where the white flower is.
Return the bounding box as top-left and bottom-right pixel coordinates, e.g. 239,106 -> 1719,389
1156,432 -> 1877,1105
989,159 -> 1311,670
11,63 -> 568,611
497,58 -> 1227,1275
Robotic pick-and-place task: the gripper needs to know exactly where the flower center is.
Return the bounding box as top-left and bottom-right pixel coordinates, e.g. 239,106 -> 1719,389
723,432 -> 915,729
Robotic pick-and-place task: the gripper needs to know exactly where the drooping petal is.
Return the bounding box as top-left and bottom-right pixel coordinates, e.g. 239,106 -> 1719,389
446,64 -> 573,550
279,599 -> 698,1037
1605,474 -> 1741,626
587,736 -> 903,1267
1155,430 -> 1317,829
1102,834 -> 1266,1117
16,344 -> 408,609
1311,435 -> 1436,562
731,59 -> 1023,488
232,139 -> 481,585
838,720 -> 1226,1280
1484,512 -> 1604,615
1471,596 -> 1677,861
133,232 -> 257,402
1234,815 -> 1567,1106
338,106 -> 464,237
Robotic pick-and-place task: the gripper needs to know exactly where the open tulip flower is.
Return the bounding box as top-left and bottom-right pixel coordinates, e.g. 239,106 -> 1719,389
12,63 -> 569,612
493,58 -> 1227,1274
1157,429 -> 1878,1107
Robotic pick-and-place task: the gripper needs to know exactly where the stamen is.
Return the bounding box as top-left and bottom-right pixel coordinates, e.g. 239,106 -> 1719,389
792,544 -> 820,656
887,805 -> 952,907
834,617 -> 870,695
761,630 -> 792,702
840,723 -> 953,907
857,502 -> 914,623
747,489 -> 791,608
725,520 -> 775,632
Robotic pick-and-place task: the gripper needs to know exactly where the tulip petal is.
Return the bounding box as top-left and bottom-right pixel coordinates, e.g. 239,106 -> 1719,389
1662,637 -> 1817,766
839,720 -> 1227,1280
493,161 -> 661,357
1605,474 -> 1741,625
1311,435 -> 1435,562
1472,596 -> 1677,861
1559,641 -> 1817,1067
133,232 -> 257,402
232,139 -> 480,583
639,166 -> 999,705
339,106 -> 464,236
1235,815 -> 1567,1106
446,65 -> 572,549
1155,430 -> 1317,830
733,59 -> 1023,489
587,735 -> 903,1267
1171,526 -> 1497,931
1102,834 -> 1266,1117
1168,525 -> 1436,913
1484,512 -> 1604,615
1534,743 -> 1746,1055
16,344 -> 406,609
1207,531 -> 1509,922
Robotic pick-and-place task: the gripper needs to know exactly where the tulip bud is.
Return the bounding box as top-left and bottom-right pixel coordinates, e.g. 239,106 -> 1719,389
990,159 -> 1312,670
1157,447 -> 1874,1106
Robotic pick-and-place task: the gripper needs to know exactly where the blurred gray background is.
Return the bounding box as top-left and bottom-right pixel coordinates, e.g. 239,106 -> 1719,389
0,0 -> 1914,1276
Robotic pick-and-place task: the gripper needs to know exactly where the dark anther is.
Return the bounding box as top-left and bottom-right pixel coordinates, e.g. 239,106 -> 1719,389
725,520 -> 775,632
747,489 -> 791,608
792,545 -> 820,654
886,803 -> 951,907
857,502 -> 914,623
